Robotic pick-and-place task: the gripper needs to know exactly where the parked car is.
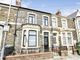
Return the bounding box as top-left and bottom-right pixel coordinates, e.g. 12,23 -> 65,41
76,42 -> 80,55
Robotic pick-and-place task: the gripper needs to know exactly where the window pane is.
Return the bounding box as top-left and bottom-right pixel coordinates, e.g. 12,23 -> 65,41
29,31 -> 36,35
44,32 -> 48,36
28,30 -> 37,47
29,36 -> 36,46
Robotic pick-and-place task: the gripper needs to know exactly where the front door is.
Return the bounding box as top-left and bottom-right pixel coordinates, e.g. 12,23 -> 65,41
44,32 -> 49,52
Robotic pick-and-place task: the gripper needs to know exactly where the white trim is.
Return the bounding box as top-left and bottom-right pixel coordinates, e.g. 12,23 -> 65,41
27,12 -> 37,24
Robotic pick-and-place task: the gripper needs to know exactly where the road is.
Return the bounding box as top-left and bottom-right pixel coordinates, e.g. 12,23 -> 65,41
46,54 -> 80,60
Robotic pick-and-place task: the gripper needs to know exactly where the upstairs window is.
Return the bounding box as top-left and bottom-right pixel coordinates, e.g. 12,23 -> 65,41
28,14 -> 35,24
43,16 -> 48,26
52,18 -> 57,28
61,19 -> 67,28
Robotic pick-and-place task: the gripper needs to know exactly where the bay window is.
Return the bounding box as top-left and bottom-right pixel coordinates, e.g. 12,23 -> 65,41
61,32 -> 73,46
28,30 -> 37,47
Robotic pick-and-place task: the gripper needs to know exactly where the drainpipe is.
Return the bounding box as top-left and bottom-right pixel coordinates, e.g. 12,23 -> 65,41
13,7 -> 19,54
58,30 -> 61,56
73,18 -> 78,54
13,0 -> 22,54
0,0 -> 12,60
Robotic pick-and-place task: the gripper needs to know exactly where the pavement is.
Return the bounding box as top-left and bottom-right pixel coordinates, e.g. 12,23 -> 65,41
46,54 -> 80,60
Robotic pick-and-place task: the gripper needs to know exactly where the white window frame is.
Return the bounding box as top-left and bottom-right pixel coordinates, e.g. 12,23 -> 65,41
27,12 -> 37,24
61,32 -> 73,46
61,18 -> 68,29
52,17 -> 58,28
42,15 -> 49,26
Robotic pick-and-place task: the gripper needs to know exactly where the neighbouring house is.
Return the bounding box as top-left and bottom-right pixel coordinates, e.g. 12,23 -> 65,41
0,3 -> 78,55
68,10 -> 80,43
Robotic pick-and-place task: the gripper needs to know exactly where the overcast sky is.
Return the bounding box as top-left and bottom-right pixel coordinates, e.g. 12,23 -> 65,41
0,0 -> 80,16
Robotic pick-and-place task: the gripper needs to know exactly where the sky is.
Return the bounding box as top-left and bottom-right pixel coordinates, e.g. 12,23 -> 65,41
0,0 -> 80,16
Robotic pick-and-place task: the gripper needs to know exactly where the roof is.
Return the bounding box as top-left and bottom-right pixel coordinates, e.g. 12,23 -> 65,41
67,10 -> 80,19
0,3 -> 51,14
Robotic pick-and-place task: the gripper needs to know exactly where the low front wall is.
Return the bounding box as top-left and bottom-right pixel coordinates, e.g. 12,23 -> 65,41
5,52 -> 53,60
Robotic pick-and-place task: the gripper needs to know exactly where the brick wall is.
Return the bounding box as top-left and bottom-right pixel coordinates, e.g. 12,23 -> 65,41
5,52 -> 53,60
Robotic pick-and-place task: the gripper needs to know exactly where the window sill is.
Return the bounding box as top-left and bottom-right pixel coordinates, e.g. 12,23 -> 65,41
27,47 -> 39,49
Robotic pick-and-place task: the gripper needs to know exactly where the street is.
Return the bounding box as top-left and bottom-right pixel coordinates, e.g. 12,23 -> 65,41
46,54 -> 80,60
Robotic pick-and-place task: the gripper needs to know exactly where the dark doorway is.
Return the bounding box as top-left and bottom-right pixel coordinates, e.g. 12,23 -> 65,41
44,32 -> 49,52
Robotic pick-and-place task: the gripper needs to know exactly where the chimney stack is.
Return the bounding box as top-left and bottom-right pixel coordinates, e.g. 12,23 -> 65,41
55,10 -> 61,16
16,0 -> 22,6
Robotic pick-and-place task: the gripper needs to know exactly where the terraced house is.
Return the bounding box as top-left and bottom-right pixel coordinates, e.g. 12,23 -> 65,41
0,3 -> 78,55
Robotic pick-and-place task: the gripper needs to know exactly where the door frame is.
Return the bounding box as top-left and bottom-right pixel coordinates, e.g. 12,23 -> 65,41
42,30 -> 50,52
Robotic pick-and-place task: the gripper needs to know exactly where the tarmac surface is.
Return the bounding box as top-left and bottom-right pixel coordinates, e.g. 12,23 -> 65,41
46,54 -> 80,60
